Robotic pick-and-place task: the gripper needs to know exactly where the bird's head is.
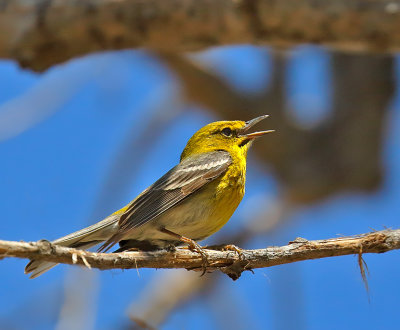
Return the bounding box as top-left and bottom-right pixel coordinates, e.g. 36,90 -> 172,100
181,115 -> 274,161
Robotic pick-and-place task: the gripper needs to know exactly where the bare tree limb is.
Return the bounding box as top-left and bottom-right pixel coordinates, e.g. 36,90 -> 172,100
2,0 -> 400,71
1,229 -> 399,280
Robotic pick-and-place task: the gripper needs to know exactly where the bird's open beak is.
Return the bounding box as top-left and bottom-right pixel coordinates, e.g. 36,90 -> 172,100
239,115 -> 274,139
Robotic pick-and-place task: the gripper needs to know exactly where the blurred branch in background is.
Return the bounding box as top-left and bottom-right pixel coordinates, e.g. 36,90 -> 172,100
128,271 -> 210,329
2,0 -> 400,71
55,269 -> 98,330
263,51 -> 393,203
0,62 -> 93,141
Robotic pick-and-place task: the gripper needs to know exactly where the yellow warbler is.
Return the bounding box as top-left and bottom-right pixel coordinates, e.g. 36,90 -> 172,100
25,115 -> 273,278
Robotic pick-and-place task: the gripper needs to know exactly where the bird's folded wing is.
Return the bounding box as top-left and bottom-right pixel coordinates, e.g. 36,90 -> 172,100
98,150 -> 232,252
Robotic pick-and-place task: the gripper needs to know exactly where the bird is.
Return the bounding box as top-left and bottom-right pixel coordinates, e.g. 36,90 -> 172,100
25,115 -> 274,278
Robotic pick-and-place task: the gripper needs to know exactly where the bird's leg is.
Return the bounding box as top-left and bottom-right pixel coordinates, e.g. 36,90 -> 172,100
160,228 -> 209,275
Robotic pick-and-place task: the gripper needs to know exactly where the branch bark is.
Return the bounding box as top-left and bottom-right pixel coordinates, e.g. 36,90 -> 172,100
1,0 -> 400,71
1,229 -> 399,280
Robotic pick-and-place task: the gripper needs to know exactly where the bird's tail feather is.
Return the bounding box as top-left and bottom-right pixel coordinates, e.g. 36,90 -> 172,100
25,215 -> 119,279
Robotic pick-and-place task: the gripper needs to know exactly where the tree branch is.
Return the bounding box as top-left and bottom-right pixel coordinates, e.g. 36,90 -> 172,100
1,229 -> 399,280
1,0 -> 400,71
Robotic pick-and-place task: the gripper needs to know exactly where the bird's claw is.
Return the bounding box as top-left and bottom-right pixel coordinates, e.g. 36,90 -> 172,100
222,244 -> 245,261
187,241 -> 209,276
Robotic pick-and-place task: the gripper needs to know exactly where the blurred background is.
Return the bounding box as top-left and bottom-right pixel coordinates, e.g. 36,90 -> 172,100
1,45 -> 400,329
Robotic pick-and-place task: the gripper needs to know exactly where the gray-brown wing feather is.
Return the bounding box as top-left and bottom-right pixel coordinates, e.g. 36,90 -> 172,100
98,151 -> 232,252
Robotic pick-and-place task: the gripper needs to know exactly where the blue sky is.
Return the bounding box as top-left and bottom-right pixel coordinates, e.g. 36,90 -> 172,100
0,46 -> 399,329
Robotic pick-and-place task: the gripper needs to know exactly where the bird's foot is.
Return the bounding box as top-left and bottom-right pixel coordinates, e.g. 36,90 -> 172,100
159,227 -> 209,275
184,239 -> 209,276
222,244 -> 245,261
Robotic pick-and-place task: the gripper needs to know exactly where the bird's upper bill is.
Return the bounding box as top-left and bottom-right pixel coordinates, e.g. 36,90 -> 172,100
238,114 -> 275,140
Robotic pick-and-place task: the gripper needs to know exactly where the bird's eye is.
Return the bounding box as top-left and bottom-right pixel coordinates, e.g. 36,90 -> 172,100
221,127 -> 232,137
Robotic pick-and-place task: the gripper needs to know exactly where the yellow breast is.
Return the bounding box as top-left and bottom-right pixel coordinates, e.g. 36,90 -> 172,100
205,159 -> 246,234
